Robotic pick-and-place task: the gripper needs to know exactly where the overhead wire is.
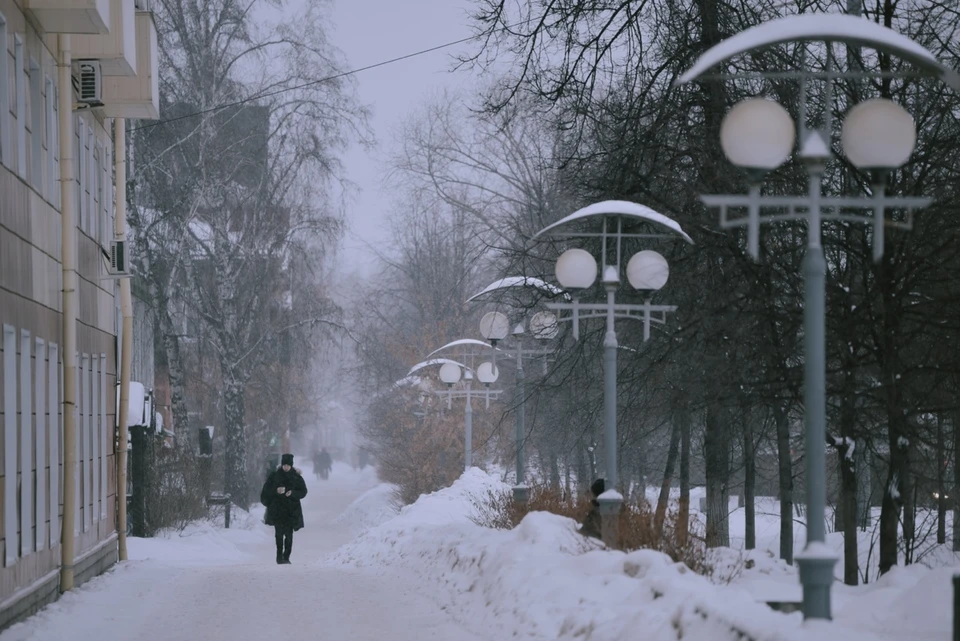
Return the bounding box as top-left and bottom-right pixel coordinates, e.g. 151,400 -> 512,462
129,19 -> 531,132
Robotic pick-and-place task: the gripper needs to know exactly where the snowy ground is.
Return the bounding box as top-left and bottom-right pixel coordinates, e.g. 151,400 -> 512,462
2,463 -> 956,641
0,461 -> 480,641
329,470 -> 958,641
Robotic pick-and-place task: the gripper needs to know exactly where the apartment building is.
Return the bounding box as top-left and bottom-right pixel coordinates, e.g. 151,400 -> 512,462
0,0 -> 158,628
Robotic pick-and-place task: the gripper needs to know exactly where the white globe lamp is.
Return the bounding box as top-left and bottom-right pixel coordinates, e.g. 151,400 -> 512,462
555,248 -> 598,290
438,362 -> 461,386
529,311 -> 559,340
477,361 -> 499,386
720,99 -> 796,171
841,99 -> 916,170
479,311 -> 510,344
626,250 -> 669,291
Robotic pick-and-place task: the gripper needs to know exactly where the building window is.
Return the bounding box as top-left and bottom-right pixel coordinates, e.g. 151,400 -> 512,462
44,77 -> 54,202
76,119 -> 85,231
14,34 -> 25,178
87,129 -> 95,237
91,354 -> 99,524
19,330 -> 33,557
52,84 -> 59,209
73,351 -> 80,535
3,325 -> 17,566
0,12 -> 8,167
34,338 -> 46,551
99,353 -> 107,520
29,58 -> 42,191
48,343 -> 60,548
80,353 -> 90,532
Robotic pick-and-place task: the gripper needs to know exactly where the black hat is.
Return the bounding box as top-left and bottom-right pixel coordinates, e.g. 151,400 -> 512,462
281,453 -> 294,466
590,478 -> 605,498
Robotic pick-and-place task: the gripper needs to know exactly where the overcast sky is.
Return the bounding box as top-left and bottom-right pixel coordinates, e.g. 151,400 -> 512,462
328,0 -> 477,278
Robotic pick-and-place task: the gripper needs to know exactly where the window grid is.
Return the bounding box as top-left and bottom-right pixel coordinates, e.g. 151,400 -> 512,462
0,12 -> 9,166
14,34 -> 24,178
34,338 -> 46,552
3,325 -> 17,566
19,329 -> 32,558
48,343 -> 59,548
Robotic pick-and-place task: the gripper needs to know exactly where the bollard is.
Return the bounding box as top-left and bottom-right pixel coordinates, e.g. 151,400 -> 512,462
224,501 -> 231,529
954,574 -> 960,641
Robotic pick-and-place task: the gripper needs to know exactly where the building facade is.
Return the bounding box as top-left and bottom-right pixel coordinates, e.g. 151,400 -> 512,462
0,0 -> 157,628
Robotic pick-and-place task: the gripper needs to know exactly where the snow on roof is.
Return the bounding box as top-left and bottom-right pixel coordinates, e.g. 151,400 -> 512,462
407,358 -> 472,377
676,13 -> 960,91
392,375 -> 422,389
466,276 -> 571,302
425,339 -> 497,360
532,200 -> 694,244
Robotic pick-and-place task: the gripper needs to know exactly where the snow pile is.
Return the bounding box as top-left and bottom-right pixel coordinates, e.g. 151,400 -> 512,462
335,482 -> 401,532
129,506 -> 270,566
329,468 -> 882,641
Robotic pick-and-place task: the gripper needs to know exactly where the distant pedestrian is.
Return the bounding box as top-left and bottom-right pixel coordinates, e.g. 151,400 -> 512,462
314,447 -> 332,480
579,478 -> 606,540
260,453 -> 307,564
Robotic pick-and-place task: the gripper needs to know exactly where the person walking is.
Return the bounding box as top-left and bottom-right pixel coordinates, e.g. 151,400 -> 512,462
260,453 -> 307,564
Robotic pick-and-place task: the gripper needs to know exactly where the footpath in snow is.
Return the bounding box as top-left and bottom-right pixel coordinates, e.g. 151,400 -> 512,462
0,461 -> 483,641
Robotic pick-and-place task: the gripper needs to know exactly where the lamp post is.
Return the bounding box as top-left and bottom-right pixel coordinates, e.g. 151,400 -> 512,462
532,201 -> 692,547
675,14 -> 959,620
437,360 -> 501,471
477,308 -> 558,503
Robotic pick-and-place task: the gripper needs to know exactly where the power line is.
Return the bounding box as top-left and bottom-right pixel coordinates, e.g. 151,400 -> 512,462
130,25 -> 507,132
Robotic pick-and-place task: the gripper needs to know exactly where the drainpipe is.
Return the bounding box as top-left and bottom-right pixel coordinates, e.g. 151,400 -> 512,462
57,34 -> 77,593
115,118 -> 132,560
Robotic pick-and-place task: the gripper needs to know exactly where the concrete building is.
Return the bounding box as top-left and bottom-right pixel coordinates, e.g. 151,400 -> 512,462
0,0 -> 158,629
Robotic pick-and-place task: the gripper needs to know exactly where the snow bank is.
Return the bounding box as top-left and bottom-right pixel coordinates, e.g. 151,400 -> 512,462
335,482 -> 401,532
328,469 -> 882,641
129,505 -> 270,566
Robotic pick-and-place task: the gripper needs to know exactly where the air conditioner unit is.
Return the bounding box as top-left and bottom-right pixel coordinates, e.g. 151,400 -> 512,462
73,60 -> 103,107
103,239 -> 132,278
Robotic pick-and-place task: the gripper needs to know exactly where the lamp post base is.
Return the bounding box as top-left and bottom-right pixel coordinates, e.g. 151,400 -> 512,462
796,544 -> 837,620
598,495 -> 623,549
513,485 -> 529,504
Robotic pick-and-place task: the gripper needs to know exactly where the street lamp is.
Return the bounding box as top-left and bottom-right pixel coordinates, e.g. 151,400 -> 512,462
415,345 -> 503,472
675,13 -> 958,621
533,200 -> 692,546
475,300 -> 558,504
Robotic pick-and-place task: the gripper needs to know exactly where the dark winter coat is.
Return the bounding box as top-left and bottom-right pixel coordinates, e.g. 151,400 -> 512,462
260,467 -> 307,530
580,500 -> 602,539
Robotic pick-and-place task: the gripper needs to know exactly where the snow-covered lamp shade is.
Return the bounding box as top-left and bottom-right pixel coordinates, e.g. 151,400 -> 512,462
529,311 -> 559,340
479,311 -> 510,342
720,99 -> 795,170
841,99 -> 916,170
477,361 -> 499,385
555,248 -> 597,290
626,250 -> 669,291
439,362 -> 462,385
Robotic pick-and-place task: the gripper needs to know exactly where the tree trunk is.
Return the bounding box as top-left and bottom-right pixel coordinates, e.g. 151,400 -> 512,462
678,408 -> 691,547
743,413 -> 756,550
879,415 -> 908,575
835,370 -> 860,585
773,404 -> 794,564
150,275 -> 190,446
937,414 -> 946,545
902,443 -> 915,565
705,404 -> 730,548
223,374 -> 249,509
655,418 -> 682,534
